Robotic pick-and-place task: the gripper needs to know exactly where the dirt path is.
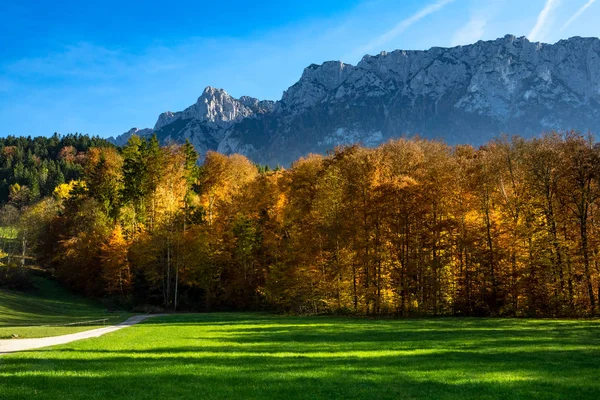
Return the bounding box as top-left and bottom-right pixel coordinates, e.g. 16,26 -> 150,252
0,314 -> 163,354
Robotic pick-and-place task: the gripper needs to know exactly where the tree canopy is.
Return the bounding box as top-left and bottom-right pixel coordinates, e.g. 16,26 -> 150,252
5,132 -> 600,317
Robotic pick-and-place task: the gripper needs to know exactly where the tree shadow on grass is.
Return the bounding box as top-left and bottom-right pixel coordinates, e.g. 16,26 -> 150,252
1,349 -> 599,400
140,312 -> 600,329
1,314 -> 600,399
138,314 -> 600,353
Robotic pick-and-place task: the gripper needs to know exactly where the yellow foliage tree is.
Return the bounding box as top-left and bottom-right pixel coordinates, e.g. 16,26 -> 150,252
100,224 -> 131,296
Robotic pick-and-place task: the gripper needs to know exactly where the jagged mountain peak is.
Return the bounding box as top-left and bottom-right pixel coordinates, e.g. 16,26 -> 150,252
183,86 -> 254,127
201,85 -> 226,96
151,86 -> 269,133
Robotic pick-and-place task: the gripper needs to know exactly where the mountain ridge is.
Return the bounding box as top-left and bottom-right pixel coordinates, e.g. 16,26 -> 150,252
110,34 -> 600,165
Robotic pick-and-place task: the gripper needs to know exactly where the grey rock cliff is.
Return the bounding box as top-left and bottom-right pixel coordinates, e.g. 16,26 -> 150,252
108,127 -> 153,147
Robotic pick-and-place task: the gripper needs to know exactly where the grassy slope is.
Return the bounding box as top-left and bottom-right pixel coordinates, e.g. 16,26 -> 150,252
1,313 -> 599,399
0,275 -> 130,338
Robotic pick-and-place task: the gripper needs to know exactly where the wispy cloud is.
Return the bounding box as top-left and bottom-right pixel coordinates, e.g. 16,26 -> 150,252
451,16 -> 488,46
561,0 -> 597,31
528,0 -> 561,42
355,0 -> 455,56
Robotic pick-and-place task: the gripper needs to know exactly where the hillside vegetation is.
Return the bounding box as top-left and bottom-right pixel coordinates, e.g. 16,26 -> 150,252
0,133 -> 113,205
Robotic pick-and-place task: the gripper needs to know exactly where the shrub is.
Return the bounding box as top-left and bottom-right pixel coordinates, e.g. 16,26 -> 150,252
0,265 -> 33,291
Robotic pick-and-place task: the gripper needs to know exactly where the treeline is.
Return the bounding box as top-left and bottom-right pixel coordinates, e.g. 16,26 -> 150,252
0,133 -> 113,204
10,132 -> 600,316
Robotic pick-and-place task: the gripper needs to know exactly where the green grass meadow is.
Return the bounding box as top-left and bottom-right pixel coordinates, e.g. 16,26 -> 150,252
1,313 -> 599,399
0,275 -> 129,338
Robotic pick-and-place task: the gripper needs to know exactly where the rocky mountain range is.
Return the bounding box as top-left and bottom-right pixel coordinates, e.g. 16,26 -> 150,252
110,35 -> 600,166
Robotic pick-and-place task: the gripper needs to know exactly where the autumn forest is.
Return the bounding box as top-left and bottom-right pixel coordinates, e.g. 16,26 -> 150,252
2,132 -> 600,317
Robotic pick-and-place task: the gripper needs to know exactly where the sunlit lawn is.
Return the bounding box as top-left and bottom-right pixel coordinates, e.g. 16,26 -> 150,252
0,276 -> 130,338
1,313 -> 599,399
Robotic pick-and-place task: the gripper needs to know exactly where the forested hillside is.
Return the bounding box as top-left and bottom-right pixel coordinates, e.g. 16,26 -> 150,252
5,132 -> 600,317
0,134 -> 113,205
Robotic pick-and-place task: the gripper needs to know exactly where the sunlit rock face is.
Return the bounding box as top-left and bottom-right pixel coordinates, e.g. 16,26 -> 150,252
111,35 -> 600,166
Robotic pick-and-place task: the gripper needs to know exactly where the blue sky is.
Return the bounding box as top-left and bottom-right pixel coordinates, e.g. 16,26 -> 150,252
1,0 -> 599,138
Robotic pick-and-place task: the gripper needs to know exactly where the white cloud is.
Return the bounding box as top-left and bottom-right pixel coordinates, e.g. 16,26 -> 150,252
528,0 -> 561,42
561,0 -> 597,31
451,17 -> 488,46
355,0 -> 456,56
